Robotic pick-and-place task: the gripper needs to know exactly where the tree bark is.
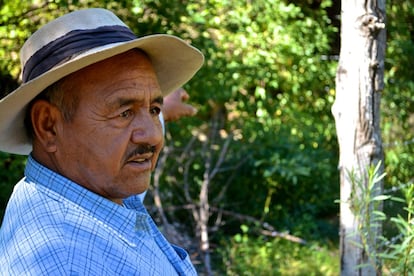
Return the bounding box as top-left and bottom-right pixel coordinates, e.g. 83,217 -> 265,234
332,0 -> 386,275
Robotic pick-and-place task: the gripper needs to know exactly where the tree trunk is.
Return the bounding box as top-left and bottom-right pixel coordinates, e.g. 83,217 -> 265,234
332,0 -> 386,275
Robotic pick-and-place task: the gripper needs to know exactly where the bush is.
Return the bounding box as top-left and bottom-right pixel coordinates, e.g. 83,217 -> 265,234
218,225 -> 339,275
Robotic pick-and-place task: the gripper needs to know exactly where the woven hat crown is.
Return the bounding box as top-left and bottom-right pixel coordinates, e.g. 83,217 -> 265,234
20,9 -> 134,83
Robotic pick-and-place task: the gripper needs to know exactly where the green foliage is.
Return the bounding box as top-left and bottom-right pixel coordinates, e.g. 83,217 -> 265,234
218,225 -> 339,275
380,2 -> 414,274
381,184 -> 414,275
349,162 -> 414,275
379,2 -> 414,272
140,0 -> 340,244
382,0 -> 414,189
346,162 -> 387,271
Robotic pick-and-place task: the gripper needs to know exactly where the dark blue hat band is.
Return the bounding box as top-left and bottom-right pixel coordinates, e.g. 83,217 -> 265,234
22,25 -> 137,83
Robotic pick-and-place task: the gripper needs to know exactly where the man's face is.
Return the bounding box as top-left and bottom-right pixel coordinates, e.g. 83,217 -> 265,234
51,50 -> 164,204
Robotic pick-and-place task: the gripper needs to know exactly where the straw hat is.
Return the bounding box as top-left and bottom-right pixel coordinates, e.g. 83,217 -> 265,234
0,8 -> 204,155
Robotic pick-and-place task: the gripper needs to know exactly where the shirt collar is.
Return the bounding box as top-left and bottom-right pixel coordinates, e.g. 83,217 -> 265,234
25,155 -> 153,241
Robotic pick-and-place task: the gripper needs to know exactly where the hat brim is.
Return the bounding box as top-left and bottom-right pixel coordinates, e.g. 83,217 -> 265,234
0,34 -> 204,155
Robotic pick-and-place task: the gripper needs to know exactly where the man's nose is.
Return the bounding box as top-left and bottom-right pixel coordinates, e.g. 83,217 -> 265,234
130,112 -> 163,146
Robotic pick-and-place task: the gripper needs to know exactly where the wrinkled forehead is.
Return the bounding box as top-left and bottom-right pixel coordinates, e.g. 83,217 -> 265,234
62,50 -> 162,103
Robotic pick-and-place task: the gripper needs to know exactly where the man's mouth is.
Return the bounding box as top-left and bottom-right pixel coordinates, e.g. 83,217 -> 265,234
125,144 -> 157,170
133,158 -> 146,163
128,152 -> 154,164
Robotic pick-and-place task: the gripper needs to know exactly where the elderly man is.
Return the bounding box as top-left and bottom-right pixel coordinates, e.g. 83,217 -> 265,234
0,8 -> 203,275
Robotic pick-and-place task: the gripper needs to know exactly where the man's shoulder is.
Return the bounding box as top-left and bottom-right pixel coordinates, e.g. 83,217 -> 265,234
0,181 -> 102,275
0,213 -> 69,275
0,179 -> 78,251
0,180 -> 67,240
3,178 -> 68,224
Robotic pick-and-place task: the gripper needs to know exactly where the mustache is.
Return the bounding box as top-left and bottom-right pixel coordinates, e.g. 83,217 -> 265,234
126,144 -> 156,160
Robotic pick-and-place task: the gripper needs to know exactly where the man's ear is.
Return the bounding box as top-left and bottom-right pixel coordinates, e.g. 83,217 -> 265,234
30,100 -> 61,153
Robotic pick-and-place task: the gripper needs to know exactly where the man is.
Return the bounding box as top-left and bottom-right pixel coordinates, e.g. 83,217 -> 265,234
0,8 -> 203,275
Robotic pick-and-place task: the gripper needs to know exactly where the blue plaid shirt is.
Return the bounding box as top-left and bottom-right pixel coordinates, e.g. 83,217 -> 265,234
0,155 -> 197,275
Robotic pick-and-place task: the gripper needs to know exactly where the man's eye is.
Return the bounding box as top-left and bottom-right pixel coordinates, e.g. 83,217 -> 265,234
119,110 -> 133,118
150,106 -> 161,116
